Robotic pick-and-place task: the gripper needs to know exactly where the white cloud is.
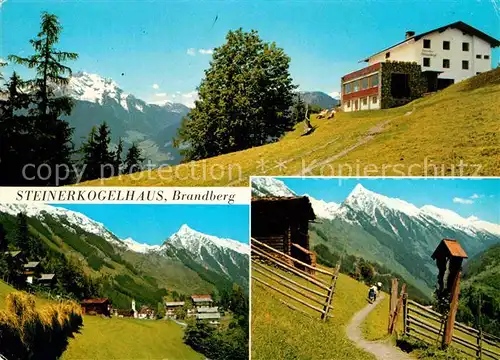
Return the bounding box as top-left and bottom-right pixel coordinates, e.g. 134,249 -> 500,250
453,197 -> 474,205
199,48 -> 214,55
186,48 -> 196,56
0,0 -> 8,8
469,193 -> 485,199
152,84 -> 160,90
149,90 -> 199,108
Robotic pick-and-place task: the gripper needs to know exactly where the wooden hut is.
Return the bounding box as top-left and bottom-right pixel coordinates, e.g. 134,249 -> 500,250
81,298 -> 111,316
251,196 -> 317,267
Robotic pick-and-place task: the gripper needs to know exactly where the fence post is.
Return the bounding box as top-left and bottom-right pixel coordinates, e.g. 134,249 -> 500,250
477,329 -> 482,359
388,278 -> 398,334
321,263 -> 340,322
443,272 -> 461,348
402,292 -> 408,336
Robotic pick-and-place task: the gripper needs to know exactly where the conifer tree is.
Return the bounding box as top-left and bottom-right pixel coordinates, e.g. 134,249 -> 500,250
8,12 -> 78,186
80,122 -> 116,180
114,137 -> 124,175
0,73 -> 31,185
123,143 -> 144,174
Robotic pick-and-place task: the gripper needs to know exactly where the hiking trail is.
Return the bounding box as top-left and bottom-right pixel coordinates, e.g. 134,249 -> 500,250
345,293 -> 413,360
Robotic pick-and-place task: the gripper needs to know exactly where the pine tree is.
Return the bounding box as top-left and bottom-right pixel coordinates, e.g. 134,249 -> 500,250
80,122 -> 116,181
174,29 -> 296,161
114,138 -> 124,176
123,143 -> 144,174
0,73 -> 32,185
8,12 -> 78,186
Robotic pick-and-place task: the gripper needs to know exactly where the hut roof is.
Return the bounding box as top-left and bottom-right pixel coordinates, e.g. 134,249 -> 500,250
5,251 -> 22,258
196,313 -> 221,320
24,262 -> 40,269
191,294 -> 213,302
251,196 -> 316,221
81,298 -> 109,304
431,239 -> 468,260
38,274 -> 55,281
165,301 -> 185,307
197,306 -> 219,313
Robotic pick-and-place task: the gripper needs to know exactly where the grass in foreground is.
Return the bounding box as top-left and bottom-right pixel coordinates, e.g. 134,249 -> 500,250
252,264 -> 376,360
61,317 -> 203,360
81,68 -> 500,186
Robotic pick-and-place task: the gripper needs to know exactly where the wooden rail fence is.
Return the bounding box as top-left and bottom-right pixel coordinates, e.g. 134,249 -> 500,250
251,237 -> 339,321
402,296 -> 500,359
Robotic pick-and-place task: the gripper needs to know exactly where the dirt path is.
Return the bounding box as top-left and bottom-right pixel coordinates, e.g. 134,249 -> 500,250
299,119 -> 391,175
345,294 -> 413,360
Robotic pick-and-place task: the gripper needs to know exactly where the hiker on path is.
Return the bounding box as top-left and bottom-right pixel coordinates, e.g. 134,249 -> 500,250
368,282 -> 382,302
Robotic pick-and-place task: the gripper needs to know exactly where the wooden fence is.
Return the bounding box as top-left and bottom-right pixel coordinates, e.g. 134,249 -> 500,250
403,296 -> 500,359
251,237 -> 339,321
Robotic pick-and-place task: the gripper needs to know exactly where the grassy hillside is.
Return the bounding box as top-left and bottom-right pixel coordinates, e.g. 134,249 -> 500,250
252,263 -> 376,360
81,68 -> 500,186
0,281 -> 203,360
61,317 -> 203,360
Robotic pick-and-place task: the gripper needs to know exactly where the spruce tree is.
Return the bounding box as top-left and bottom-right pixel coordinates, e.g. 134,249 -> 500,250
123,143 -> 144,174
80,122 -> 115,181
8,12 -> 78,186
114,138 -> 124,176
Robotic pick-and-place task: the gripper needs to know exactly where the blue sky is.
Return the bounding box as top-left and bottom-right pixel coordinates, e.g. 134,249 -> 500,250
276,177 -> 500,223
1,0 -> 499,106
54,204 -> 249,245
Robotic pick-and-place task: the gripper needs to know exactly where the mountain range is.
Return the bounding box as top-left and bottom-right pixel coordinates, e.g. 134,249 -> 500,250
252,178 -> 500,295
57,72 -> 190,165
0,203 -> 249,308
299,91 -> 340,109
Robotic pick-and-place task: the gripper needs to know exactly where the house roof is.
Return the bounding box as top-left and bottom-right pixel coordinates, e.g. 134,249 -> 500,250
24,262 -> 40,268
431,239 -> 468,260
38,273 -> 55,281
197,306 -> 219,313
196,313 -> 221,320
191,295 -> 212,301
165,301 -> 185,307
81,298 -> 109,304
5,251 -> 22,258
361,21 -> 500,62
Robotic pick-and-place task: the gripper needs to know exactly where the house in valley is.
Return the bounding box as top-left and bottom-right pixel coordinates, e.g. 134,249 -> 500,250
165,301 -> 185,319
137,305 -> 155,319
81,298 -> 111,316
251,196 -> 317,269
191,294 -> 213,308
23,262 -> 41,284
37,273 -> 56,287
340,21 -> 500,112
196,312 -> 221,326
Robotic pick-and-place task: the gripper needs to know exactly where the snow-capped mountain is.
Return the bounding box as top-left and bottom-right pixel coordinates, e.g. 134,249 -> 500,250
160,224 -> 249,288
56,72 -> 190,164
304,194 -> 340,220
121,237 -> 161,254
0,203 -> 121,245
252,177 -> 297,197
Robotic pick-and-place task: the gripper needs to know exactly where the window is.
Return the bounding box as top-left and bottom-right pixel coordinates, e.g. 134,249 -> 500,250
385,52 -> 390,59
344,83 -> 352,94
423,39 -> 431,49
443,59 -> 450,68
372,96 -> 377,104
370,74 -> 379,87
476,54 -> 482,59
362,97 -> 368,105
361,77 -> 369,90
423,57 -> 431,67
462,60 -> 469,70
346,100 -> 351,107
476,72 -> 481,75
462,42 -> 469,51
484,55 -> 490,60
353,80 -> 360,92
443,41 -> 450,50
